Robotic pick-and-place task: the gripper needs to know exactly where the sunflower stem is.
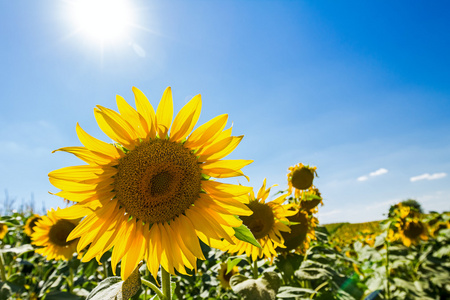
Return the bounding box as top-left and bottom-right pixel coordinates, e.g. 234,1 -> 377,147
141,278 -> 165,300
385,239 -> 391,300
251,259 -> 258,279
161,267 -> 172,300
0,252 -> 6,282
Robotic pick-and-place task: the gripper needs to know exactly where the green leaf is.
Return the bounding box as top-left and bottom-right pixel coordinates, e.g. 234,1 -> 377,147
233,224 -> 261,248
227,258 -> 242,274
230,272 -> 280,300
86,262 -> 142,300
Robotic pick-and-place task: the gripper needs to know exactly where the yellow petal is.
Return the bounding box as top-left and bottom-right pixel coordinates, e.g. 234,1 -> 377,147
76,123 -> 122,159
202,159 -> 253,179
133,87 -> 156,139
185,114 -> 228,150
155,87 -> 173,139
116,95 -> 148,138
199,136 -> 243,162
94,107 -> 136,149
52,147 -> 113,165
170,94 -> 202,143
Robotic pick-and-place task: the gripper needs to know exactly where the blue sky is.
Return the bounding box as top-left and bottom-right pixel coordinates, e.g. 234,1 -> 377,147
1,1 -> 449,223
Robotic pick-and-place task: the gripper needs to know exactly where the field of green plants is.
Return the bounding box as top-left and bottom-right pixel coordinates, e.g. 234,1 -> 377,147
1,198 -> 449,300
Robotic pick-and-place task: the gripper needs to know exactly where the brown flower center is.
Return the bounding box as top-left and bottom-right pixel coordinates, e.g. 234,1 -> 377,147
291,167 -> 314,190
49,220 -> 76,247
241,201 -> 275,239
114,139 -> 202,223
404,221 -> 424,239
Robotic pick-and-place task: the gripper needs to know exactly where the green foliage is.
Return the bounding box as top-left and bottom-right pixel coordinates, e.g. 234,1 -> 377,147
1,209 -> 449,299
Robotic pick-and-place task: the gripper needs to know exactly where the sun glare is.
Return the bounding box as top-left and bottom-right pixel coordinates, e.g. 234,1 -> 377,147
72,0 -> 133,42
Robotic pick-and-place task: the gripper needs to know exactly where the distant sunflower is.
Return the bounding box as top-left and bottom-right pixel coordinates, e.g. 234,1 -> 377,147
299,188 -> 323,214
399,219 -> 428,247
49,87 -> 253,280
278,208 -> 317,254
0,223 -> 8,239
221,179 -> 296,261
24,214 -> 41,237
287,163 -> 317,198
217,263 -> 239,289
31,208 -> 80,261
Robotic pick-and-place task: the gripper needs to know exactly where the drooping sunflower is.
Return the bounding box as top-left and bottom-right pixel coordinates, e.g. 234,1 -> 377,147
49,87 -> 253,280
399,219 -> 428,247
0,223 -> 8,239
217,263 -> 239,289
287,163 -> 317,198
24,214 -> 41,237
31,208 -> 80,261
299,188 -> 323,214
220,179 -> 296,261
277,208 -> 317,254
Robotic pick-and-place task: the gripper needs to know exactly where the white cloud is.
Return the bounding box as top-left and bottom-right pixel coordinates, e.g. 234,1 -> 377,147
357,175 -> 369,182
357,168 -> 388,182
410,172 -> 447,182
370,168 -> 388,177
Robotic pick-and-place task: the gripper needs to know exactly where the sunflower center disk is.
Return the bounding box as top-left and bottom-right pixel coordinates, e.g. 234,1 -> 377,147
404,222 -> 424,239
291,168 -> 314,190
241,201 -> 275,239
49,220 -> 76,247
114,139 -> 202,224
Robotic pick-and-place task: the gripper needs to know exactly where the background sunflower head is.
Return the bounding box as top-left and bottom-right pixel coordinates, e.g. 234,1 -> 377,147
217,263 -> 239,289
24,214 -> 41,237
400,219 -> 428,247
0,223 -> 8,239
277,208 -> 318,254
287,163 -> 317,198
221,179 -> 296,261
31,208 -> 80,261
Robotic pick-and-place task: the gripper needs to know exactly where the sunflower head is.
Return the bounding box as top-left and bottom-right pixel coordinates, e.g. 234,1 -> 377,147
24,214 -> 41,237
221,179 -> 296,261
31,208 -> 80,261
287,163 -> 317,198
400,220 -> 428,247
278,208 -> 317,253
218,263 -> 239,289
49,87 -> 253,280
299,188 -> 323,213
0,223 -> 8,239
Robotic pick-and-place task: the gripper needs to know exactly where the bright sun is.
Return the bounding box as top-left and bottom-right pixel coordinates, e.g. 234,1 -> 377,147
72,0 -> 133,42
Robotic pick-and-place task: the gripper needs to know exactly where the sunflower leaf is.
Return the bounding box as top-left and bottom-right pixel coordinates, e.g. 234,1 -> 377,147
233,224 -> 261,248
86,262 -> 142,300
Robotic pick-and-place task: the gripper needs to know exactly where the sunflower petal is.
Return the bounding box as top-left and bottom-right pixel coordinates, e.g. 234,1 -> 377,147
170,94 -> 202,143
156,87 -> 173,139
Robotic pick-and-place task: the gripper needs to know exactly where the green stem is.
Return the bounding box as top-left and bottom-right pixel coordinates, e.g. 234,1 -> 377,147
161,267 -> 171,300
141,278 -> 165,300
252,259 -> 259,279
0,253 -> 6,281
385,240 -> 391,300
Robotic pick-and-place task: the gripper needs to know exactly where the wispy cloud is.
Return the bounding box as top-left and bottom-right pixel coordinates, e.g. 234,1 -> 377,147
357,168 -> 388,182
410,172 -> 447,182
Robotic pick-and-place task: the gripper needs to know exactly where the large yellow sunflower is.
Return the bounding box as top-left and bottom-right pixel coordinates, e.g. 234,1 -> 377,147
287,163 -> 317,198
24,214 -> 41,237
49,87 -> 253,280
0,223 -> 8,239
220,179 -> 296,261
31,208 -> 80,261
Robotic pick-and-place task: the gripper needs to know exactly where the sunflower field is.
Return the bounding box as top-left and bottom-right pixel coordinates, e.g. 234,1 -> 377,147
1,87 -> 450,300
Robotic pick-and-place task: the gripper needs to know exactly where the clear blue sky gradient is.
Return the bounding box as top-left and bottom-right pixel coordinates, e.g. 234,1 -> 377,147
1,1 -> 449,223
